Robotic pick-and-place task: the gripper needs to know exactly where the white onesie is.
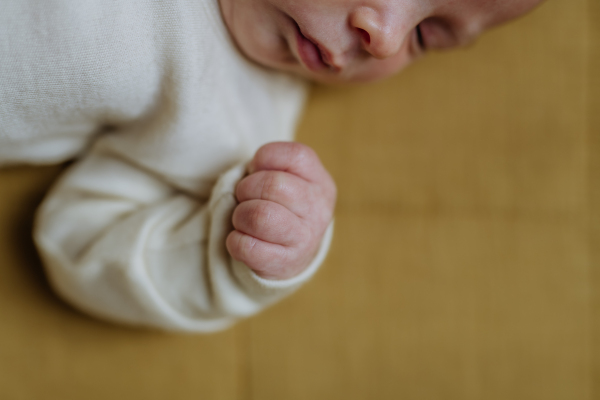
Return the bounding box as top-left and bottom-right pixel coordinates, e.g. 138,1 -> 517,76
0,0 -> 333,332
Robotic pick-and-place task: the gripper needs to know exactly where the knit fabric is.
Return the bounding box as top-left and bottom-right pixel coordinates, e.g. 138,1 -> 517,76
0,0 -> 333,331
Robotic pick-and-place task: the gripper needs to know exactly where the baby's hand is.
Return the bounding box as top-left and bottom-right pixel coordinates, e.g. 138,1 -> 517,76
226,142 -> 336,280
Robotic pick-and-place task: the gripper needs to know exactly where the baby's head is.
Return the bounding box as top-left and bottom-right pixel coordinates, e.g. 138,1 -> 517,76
219,0 -> 545,83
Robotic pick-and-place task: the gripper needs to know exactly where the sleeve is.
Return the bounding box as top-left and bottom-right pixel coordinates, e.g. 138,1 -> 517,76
33,140 -> 334,332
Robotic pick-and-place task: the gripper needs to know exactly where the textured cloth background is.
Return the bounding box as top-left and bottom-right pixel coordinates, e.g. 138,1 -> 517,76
0,0 -> 596,398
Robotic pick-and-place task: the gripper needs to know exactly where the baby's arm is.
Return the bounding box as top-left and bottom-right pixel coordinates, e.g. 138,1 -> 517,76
228,142 -> 337,280
34,140 -> 334,332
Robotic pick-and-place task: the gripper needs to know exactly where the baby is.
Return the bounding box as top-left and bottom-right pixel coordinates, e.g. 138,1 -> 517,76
0,0 -> 543,332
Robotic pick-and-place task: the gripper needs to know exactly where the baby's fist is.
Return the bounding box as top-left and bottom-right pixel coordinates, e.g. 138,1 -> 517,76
226,142 -> 336,280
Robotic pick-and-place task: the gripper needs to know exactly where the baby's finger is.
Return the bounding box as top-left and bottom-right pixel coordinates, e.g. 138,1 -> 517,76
232,199 -> 310,247
250,142 -> 333,190
235,170 -> 316,218
226,230 -> 305,280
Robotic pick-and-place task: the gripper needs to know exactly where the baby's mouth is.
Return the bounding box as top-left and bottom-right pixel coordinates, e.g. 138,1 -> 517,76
293,22 -> 339,73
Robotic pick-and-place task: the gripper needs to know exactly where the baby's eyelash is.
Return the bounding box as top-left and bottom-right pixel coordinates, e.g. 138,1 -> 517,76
416,25 -> 425,50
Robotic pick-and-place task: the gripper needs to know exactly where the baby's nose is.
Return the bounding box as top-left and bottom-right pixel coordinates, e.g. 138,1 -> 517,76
350,7 -> 403,59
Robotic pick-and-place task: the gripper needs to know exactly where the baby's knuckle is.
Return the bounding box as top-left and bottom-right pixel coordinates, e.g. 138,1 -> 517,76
248,201 -> 274,231
255,142 -> 281,162
235,177 -> 250,200
288,142 -> 315,164
227,231 -> 253,261
239,234 -> 258,257
231,232 -> 262,267
226,232 -> 239,256
232,204 -> 247,228
261,172 -> 288,201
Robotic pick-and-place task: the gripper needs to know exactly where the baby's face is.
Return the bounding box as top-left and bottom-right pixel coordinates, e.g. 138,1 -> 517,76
219,0 -> 544,83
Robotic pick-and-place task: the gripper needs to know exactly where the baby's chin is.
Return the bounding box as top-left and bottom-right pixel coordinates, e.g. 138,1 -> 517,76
251,59 -> 346,84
